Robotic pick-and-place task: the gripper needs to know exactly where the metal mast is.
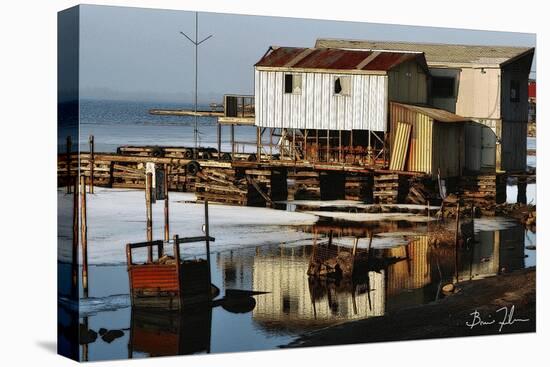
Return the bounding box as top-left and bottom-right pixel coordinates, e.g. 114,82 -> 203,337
180,12 -> 213,156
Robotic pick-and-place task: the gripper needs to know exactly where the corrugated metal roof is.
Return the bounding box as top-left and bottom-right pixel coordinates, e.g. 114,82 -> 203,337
255,46 -> 428,72
391,102 -> 469,123
315,39 -> 534,66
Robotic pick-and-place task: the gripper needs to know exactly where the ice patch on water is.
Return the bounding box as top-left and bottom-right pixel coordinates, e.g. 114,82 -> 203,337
58,188 -> 318,265
60,294 -> 131,316
473,217 -> 518,232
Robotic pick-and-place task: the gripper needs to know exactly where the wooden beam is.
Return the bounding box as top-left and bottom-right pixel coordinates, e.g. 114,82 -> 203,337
145,172 -> 153,263
80,175 -> 89,298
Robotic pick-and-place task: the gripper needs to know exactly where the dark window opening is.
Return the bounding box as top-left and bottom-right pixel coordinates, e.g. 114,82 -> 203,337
334,78 -> 342,94
432,76 -> 455,98
333,76 -> 350,96
510,80 -> 520,102
284,74 -> 302,94
284,74 -> 293,93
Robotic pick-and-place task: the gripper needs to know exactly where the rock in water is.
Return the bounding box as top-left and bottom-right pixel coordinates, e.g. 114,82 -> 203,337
442,284 -> 455,293
79,324 -> 97,345
101,329 -> 124,343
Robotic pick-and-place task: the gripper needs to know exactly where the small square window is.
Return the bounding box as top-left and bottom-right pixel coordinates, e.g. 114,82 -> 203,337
284,74 -> 302,94
510,80 -> 520,102
334,76 -> 351,96
432,76 -> 455,98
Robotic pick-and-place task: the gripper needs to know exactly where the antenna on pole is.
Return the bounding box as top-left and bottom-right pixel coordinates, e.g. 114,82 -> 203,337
180,12 -> 213,158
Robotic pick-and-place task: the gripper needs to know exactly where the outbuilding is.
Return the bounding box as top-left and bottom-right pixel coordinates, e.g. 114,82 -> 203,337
389,102 -> 495,178
316,39 -> 535,172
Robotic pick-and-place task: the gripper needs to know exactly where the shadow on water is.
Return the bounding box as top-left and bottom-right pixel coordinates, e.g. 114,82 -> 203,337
68,219 -> 534,361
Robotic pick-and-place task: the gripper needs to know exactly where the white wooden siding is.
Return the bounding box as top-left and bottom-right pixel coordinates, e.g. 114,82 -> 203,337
255,69 -> 388,131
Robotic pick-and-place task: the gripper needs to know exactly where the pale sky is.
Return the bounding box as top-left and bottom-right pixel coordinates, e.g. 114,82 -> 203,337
78,4 -> 536,104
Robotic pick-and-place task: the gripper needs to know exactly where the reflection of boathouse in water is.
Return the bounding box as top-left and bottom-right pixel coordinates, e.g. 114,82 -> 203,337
249,223 -> 526,329
252,247 -> 385,330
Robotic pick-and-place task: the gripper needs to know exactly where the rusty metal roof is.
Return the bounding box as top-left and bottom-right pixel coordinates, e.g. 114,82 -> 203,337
391,102 -> 470,123
255,46 -> 428,72
315,39 -> 534,67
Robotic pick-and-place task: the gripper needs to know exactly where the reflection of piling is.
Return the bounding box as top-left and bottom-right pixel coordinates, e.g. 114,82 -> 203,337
80,175 -> 89,298
454,202 -> 460,283
89,135 -> 94,194
366,232 -> 374,269
145,172 -> 153,263
82,316 -> 89,362
517,177 -> 527,204
164,164 -> 169,242
66,136 -> 72,193
204,201 -> 212,289
351,237 -> 359,273
72,178 -> 78,298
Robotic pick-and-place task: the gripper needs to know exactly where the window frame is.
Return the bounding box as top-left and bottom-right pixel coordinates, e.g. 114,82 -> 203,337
284,73 -> 302,95
333,75 -> 351,97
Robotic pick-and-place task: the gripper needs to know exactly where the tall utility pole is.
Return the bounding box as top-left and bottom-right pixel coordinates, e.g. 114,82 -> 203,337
180,12 -> 213,158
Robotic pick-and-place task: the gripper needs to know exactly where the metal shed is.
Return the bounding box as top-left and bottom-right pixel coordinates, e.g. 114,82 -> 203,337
390,102 -> 470,178
254,46 -> 429,132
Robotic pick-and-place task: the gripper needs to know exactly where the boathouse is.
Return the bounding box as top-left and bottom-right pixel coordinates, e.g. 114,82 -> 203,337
315,39 -> 535,172
254,46 -> 430,166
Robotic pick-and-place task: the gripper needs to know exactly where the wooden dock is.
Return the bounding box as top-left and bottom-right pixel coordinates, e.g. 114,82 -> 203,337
58,141 -> 533,212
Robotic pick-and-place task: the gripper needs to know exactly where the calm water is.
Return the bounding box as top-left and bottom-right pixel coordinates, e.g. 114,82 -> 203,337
58,219 -> 535,361
73,99 -> 258,153
68,100 -> 537,164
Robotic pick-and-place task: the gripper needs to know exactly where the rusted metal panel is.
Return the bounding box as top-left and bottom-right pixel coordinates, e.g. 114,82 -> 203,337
315,39 -> 534,68
255,47 -> 305,68
255,47 -> 425,72
129,265 -> 179,292
389,122 -> 412,171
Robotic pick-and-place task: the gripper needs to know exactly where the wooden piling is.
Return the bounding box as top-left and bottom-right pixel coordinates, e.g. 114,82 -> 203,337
217,123 -> 222,160
454,202 -> 460,283
145,172 -> 153,263
204,200 -> 212,289
230,125 -> 235,159
89,135 -> 95,194
80,175 -> 89,298
257,127 -> 261,162
66,136 -> 72,193
164,164 -> 170,242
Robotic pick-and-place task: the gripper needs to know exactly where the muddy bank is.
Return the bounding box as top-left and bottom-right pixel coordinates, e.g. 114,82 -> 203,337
285,268 -> 535,348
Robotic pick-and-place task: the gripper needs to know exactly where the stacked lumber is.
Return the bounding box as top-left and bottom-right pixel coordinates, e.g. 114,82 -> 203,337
373,174 -> 408,204
58,154 -> 113,188
459,174 -> 506,215
195,168 -> 248,206
287,170 -> 321,200
344,173 -> 373,202
194,168 -> 276,207
405,176 -> 441,205
167,164 -> 198,192
111,162 -> 145,189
